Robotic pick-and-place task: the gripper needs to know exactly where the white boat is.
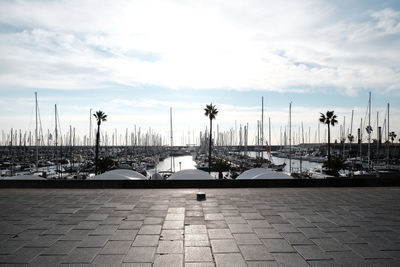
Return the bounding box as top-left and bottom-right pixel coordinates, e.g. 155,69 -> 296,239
308,168 -> 334,179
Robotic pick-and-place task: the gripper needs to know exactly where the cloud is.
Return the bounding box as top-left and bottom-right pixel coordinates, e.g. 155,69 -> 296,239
371,8 -> 400,34
0,0 -> 399,95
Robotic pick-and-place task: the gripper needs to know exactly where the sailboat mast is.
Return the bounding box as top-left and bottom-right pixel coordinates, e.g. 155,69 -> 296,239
377,111 -> 379,166
70,125 -> 72,173
170,108 -> 173,147
55,104 -> 58,177
55,105 -> 58,147
368,92 -> 371,168
289,102 -> 292,173
343,116 -> 346,156
269,117 -> 271,148
170,107 -> 174,172
360,118 -> 362,161
387,103 -> 390,166
35,92 -> 38,171
89,108 -> 92,146
388,103 -> 390,141
10,128 -> 13,176
349,110 -> 354,158
350,110 -> 354,137
261,96 -> 264,159
257,121 -> 260,155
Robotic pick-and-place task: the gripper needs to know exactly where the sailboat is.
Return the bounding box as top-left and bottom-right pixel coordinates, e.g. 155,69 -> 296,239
28,92 -> 42,176
352,92 -> 379,176
262,119 -> 286,172
151,107 -> 174,180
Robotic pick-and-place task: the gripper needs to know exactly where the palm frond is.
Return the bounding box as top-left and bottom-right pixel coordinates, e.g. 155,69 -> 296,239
204,103 -> 218,120
319,113 -> 326,123
331,114 -> 338,126
94,111 -> 107,123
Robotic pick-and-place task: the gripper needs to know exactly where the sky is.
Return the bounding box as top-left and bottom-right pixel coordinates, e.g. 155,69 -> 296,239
0,0 -> 400,146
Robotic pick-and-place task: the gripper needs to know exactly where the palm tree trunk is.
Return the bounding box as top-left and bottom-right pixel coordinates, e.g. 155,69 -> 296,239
209,118 -> 212,174
95,123 -> 100,174
328,123 -> 331,170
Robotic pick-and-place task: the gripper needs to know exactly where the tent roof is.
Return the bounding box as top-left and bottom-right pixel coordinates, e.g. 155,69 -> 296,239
237,168 -> 292,179
90,169 -> 146,180
151,173 -> 163,180
168,169 -> 214,180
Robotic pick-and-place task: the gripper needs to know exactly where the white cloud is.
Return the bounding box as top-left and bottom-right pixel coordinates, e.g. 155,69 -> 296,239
371,8 -> 400,34
0,0 -> 399,94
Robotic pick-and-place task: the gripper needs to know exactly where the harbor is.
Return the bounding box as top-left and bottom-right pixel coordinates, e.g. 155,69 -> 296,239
1,141 -> 399,180
1,89 -> 399,181
2,1 -> 400,266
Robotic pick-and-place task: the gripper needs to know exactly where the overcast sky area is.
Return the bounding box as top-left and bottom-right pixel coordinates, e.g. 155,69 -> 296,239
0,0 -> 400,145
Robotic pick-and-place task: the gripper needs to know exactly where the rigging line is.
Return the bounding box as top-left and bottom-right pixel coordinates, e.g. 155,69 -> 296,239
382,106 -> 388,141
28,101 -> 35,133
56,108 -> 63,144
37,101 -> 45,145
362,100 -> 369,135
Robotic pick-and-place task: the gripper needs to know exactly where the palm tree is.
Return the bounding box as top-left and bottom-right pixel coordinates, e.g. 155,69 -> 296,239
348,133 -> 354,157
389,131 -> 397,143
389,131 -> 397,163
319,111 -> 338,170
94,110 -> 107,174
204,103 -> 218,173
213,158 -> 230,179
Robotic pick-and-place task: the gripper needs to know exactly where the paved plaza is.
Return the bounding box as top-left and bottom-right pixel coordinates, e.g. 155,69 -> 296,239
0,187 -> 400,266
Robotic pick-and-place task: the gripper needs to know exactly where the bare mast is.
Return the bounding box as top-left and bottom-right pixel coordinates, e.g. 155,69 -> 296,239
261,96 -> 264,159
269,117 -> 271,151
89,108 -> 92,146
376,111 -> 379,167
349,110 -> 354,159
367,92 -> 372,169
170,107 -> 174,172
35,92 -> 38,171
289,102 -> 292,173
55,104 -> 58,178
386,103 -> 390,167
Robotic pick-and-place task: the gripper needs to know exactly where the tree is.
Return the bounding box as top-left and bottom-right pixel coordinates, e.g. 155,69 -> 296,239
388,131 -> 397,163
319,111 -> 338,170
322,157 -> 346,177
94,110 -> 107,174
98,157 -> 116,174
213,158 -> 230,179
348,133 -> 354,157
204,103 -> 218,173
389,131 -> 397,143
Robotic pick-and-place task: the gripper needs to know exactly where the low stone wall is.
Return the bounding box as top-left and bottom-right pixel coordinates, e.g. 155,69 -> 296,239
1,175 -> 399,189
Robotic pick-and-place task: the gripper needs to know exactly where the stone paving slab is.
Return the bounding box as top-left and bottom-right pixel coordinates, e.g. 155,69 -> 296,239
0,187 -> 400,266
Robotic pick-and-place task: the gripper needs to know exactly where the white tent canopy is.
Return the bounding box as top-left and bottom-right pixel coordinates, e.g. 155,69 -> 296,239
151,173 -> 163,180
237,168 -> 292,179
90,169 -> 146,180
168,169 -> 214,180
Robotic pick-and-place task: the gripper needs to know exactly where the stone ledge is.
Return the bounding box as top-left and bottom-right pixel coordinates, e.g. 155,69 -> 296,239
1,176 -> 399,188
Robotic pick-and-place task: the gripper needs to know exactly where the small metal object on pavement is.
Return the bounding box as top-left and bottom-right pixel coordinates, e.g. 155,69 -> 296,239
197,192 -> 206,201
